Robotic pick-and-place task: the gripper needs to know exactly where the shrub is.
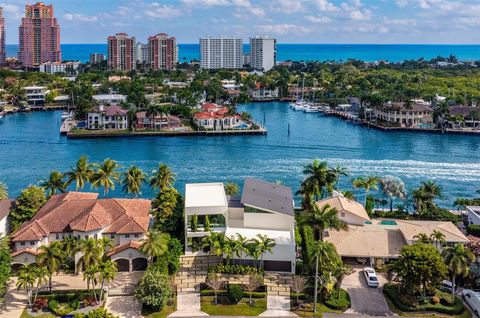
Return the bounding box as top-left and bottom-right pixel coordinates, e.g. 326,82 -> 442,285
208,264 -> 263,275
48,299 -> 58,311
201,289 -> 265,298
399,294 -> 419,308
135,268 -> 172,311
32,297 -> 48,312
84,308 -> 118,318
324,289 -> 351,311
70,299 -> 80,310
54,304 -> 73,316
82,295 -> 98,307
440,294 -> 455,307
468,224 -> 480,237
431,296 -> 440,305
227,284 -> 243,304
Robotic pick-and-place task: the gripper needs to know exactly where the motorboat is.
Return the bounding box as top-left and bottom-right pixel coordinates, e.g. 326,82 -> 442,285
303,104 -> 320,113
61,111 -> 73,120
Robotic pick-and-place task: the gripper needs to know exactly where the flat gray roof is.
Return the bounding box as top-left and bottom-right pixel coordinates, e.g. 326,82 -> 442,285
241,178 -> 294,216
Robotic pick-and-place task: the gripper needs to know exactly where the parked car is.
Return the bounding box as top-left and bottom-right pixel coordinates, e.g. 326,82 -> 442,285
363,267 -> 379,287
440,280 -> 455,293
462,289 -> 480,317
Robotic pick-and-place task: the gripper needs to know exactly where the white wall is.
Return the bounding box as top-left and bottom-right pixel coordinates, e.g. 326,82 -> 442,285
468,209 -> 480,225
12,252 -> 37,265
0,216 -> 8,236
110,247 -> 146,261
243,213 -> 294,231
118,233 -> 144,245
339,211 -> 366,226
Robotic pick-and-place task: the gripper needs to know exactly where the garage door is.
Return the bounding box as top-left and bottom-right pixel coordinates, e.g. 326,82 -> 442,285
11,263 -> 24,273
132,258 -> 148,271
264,260 -> 291,272
115,259 -> 130,272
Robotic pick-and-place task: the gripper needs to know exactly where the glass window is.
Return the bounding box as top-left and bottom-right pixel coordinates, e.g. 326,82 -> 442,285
30,241 -> 35,246
110,233 -> 115,239
20,242 -> 25,246
125,234 -> 130,238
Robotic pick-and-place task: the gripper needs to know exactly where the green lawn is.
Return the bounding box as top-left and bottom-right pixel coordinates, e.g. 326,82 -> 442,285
143,302 -> 176,318
201,296 -> 266,316
20,309 -> 56,318
292,302 -> 343,317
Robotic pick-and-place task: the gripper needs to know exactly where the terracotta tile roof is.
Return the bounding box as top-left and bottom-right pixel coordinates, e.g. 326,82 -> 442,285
107,240 -> 142,256
380,102 -> 433,113
12,192 -> 151,242
0,199 -> 14,221
11,248 -> 40,257
316,196 -> 370,222
395,220 -> 468,243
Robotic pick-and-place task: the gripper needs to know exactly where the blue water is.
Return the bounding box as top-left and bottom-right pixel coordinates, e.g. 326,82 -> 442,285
1,102 -> 480,207
6,44 -> 480,63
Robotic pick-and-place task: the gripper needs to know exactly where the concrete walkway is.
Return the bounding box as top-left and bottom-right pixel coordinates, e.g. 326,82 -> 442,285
105,295 -> 142,318
168,292 -> 208,317
0,279 -> 27,318
259,295 -> 297,317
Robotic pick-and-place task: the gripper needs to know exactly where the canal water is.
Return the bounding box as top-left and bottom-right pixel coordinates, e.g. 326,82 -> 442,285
1,102 -> 479,206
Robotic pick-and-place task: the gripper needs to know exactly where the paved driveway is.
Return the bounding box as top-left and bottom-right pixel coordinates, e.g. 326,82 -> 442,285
105,295 -> 142,318
341,267 -> 392,316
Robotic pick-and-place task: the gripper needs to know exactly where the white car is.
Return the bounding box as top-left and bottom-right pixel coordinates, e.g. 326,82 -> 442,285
462,289 -> 480,317
363,267 -> 379,287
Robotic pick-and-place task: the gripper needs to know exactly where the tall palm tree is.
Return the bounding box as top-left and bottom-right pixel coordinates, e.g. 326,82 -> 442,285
62,236 -> 79,269
98,237 -> 115,258
32,266 -> 48,303
149,163 -> 175,191
146,103 -> 162,130
332,165 -> 349,189
202,232 -> 226,257
352,176 -> 380,207
83,264 -> 99,302
91,159 -> 120,195
139,230 -> 170,264
0,182 -> 8,200
442,244 -> 475,297
16,267 -> 35,308
413,233 -> 431,244
76,238 -> 103,273
255,234 -> 276,270
245,241 -> 262,269
234,233 -> 249,258
300,160 -> 338,201
40,171 -> 66,197
64,156 -> 94,191
300,203 -> 347,241
122,166 -> 146,197
430,230 -> 446,249
98,259 -> 118,302
224,181 -> 240,196
36,241 -> 64,292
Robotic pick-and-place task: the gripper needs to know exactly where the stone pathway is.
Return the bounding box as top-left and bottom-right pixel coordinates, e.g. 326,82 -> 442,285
168,293 -> 208,317
105,295 -> 142,318
0,279 -> 27,318
260,295 -> 298,317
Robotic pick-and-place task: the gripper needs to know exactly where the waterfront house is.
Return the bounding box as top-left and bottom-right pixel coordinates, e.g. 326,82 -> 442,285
373,102 -> 433,127
135,111 -> 185,131
24,86 -> 49,108
92,94 -> 127,105
0,199 -> 13,236
316,194 -> 371,226
248,83 -> 279,101
193,103 -> 248,130
467,206 -> 480,225
87,105 -> 128,130
11,192 -> 151,272
184,178 -> 296,273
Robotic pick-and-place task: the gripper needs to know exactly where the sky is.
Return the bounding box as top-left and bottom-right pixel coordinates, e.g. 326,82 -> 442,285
1,0 -> 479,44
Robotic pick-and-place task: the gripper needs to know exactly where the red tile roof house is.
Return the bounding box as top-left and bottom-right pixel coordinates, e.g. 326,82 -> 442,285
11,192 -> 152,272
135,111 -> 185,131
0,199 -> 14,236
193,103 -> 248,130
87,105 -> 128,130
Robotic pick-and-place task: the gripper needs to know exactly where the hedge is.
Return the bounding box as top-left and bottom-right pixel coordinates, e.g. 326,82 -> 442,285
383,284 -> 465,315
38,289 -> 104,302
468,224 -> 480,237
208,264 -> 263,275
200,289 -> 266,299
324,289 -> 351,311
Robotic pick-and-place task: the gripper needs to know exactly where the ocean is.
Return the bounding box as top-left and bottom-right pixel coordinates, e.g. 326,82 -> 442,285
6,44 -> 480,63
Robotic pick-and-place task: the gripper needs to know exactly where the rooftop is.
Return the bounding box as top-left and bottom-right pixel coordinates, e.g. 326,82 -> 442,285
396,219 -> 468,243
0,199 -> 14,222
316,195 -> 370,222
185,183 -> 228,209
241,178 -> 294,216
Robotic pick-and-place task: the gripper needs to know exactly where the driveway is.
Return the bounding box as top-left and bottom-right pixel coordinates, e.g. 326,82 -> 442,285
341,267 -> 392,316
105,295 -> 142,318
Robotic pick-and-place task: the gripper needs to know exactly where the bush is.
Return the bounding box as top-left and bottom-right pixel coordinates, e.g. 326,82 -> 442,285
468,224 -> 480,237
135,268 -> 172,311
201,289 -> 265,298
70,299 -> 80,310
208,264 -> 263,275
431,296 -> 440,305
48,299 -> 58,311
227,285 -> 243,304
54,303 -> 73,316
32,297 -> 48,312
324,289 -> 351,311
84,308 -> 118,318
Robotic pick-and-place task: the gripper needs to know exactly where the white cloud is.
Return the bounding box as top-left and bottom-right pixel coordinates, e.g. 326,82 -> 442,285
256,23 -> 311,35
181,0 -> 230,6
395,0 -> 409,7
273,0 -> 305,13
305,15 -> 331,24
145,3 -> 183,18
232,0 -> 266,17
312,0 -> 340,12
63,13 -> 98,22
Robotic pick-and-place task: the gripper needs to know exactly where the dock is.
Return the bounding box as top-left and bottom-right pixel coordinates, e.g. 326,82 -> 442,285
60,119 -> 78,135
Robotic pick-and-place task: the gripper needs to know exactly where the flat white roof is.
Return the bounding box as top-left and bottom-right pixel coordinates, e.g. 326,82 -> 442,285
226,227 -> 294,245
185,183 -> 227,208
92,94 -> 126,100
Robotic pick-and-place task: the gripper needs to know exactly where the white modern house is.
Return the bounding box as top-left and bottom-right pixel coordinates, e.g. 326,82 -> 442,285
184,178 -> 296,273
92,94 -> 127,105
24,86 -> 49,108
467,206 -> 480,225
39,61 -> 81,74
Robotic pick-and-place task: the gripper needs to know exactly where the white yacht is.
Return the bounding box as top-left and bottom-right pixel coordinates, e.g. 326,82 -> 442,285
303,104 -> 320,113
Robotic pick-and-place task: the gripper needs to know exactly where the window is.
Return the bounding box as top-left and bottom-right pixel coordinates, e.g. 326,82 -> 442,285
134,233 -> 139,238
20,242 -> 25,246
111,234 -> 115,239
94,234 -> 98,239
30,241 -> 35,246
84,235 -> 88,239
56,233 -> 59,240
125,234 -> 130,238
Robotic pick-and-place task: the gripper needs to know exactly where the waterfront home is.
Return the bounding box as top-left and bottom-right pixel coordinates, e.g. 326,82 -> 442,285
373,102 -> 433,127
92,94 -> 127,105
11,192 -> 151,272
184,178 -> 296,273
193,103 -> 248,130
0,199 -> 13,236
87,105 -> 128,130
248,83 -> 279,101
24,86 -> 49,108
467,206 -> 480,225
316,194 -> 371,226
135,111 -> 185,131
449,106 -> 480,128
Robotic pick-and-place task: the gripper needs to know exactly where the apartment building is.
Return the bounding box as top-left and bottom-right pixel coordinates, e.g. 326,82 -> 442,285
200,37 -> 243,69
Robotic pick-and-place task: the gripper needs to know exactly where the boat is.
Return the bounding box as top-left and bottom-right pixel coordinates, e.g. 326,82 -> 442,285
304,104 -> 320,113
61,110 -> 74,121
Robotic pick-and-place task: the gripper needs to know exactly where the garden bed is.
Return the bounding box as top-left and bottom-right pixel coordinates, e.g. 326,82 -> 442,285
291,288 -> 350,316
200,295 -> 266,316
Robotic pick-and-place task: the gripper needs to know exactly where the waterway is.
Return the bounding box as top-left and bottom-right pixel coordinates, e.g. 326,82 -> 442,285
1,102 -> 479,206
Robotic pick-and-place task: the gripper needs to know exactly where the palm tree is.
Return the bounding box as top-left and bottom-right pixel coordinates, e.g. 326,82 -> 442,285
0,182 -> 8,200
83,264 -> 99,302
91,159 -> 120,195
221,236 -> 237,266
149,163 -> 175,191
36,241 -> 64,292
245,241 -> 262,269
412,181 -> 442,215
202,232 -> 226,257
413,233 -> 431,244
139,230 -> 170,264
32,266 -> 48,303
379,176 -> 406,212
442,244 -> 475,297
122,166 -> 146,197
430,230 -> 446,249
300,203 -> 347,241
40,171 -> 66,197
255,234 -> 276,270
98,259 -> 117,302
16,266 -> 35,308
64,156 -> 94,191
300,160 -> 338,201
352,176 -> 380,207
62,236 -> 79,265
332,165 -> 349,189
224,181 -> 240,196
76,238 -> 103,273
234,233 -> 249,258
146,103 -> 162,130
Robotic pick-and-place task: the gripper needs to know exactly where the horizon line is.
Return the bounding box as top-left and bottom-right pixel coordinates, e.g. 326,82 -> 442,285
4,43 -> 480,46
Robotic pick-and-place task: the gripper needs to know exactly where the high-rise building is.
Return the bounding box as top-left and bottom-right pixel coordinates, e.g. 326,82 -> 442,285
89,53 -> 105,64
107,33 -> 136,71
147,33 -> 177,70
249,36 -> 276,71
18,2 -> 61,68
200,37 -> 243,69
135,42 -> 148,64
0,8 -> 5,65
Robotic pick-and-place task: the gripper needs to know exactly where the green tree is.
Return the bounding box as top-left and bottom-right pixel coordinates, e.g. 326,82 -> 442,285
64,156 -> 94,191
83,264 -> 99,302
442,244 -> 475,297
16,266 -> 35,308
146,104 -> 162,130
352,176 -> 380,207
98,259 -> 118,302
430,230 -> 446,249
0,182 -> 8,200
76,238 -> 103,274
135,268 -> 172,311
152,187 -> 179,223
299,160 -> 338,203
122,166 -> 146,197
32,265 -> 48,303
9,185 -> 47,231
40,171 -> 66,197
36,241 -> 64,292
149,163 -> 175,191
254,234 -> 276,270
91,159 -> 120,195
139,230 -> 170,264
0,236 -> 11,295
300,203 -> 347,241
224,181 -> 240,196
412,181 -> 442,215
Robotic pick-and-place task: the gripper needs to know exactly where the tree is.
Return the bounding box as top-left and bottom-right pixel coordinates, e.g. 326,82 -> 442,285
135,268 -> 172,311
0,182 -> 8,200
255,234 -> 276,270
442,244 -> 475,297
244,273 -> 263,306
122,166 -> 146,197
205,272 -> 224,305
299,160 -> 338,202
9,185 -> 47,231
412,181 -> 442,215
332,165 -> 349,189
32,265 -> 48,303
353,176 -> 380,207
98,259 -> 118,302
0,236 -> 12,295
83,264 -> 99,302
430,230 -> 446,249
40,171 -> 66,197
91,159 -> 120,195
413,233 -> 432,244
300,203 -> 347,241
36,241 -> 64,292
202,232 -> 226,257
139,230 -> 170,264
291,275 -> 308,305
16,266 -> 35,308
391,243 -> 447,298
379,176 -> 406,212
149,163 -> 175,191
76,238 -> 103,274
224,181 -> 240,196
146,104 -> 162,130
151,187 -> 179,223
64,156 -> 94,191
